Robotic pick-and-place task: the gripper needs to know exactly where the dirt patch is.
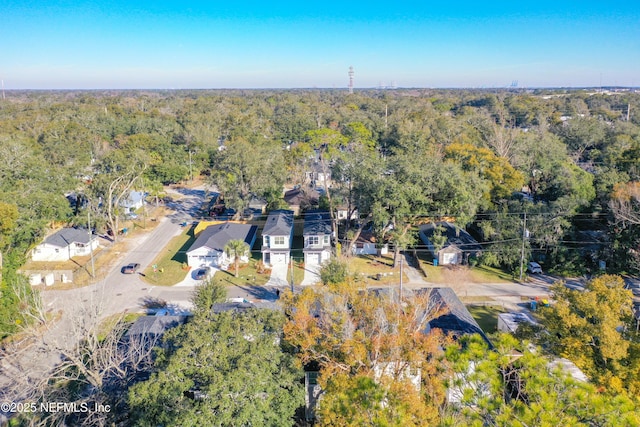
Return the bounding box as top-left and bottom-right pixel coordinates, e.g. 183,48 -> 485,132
440,266 -> 475,289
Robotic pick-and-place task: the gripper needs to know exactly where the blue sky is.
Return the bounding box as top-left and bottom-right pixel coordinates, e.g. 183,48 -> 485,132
2,1 -> 639,89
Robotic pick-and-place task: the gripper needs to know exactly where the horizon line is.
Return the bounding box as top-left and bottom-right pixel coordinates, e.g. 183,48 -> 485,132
1,86 -> 639,92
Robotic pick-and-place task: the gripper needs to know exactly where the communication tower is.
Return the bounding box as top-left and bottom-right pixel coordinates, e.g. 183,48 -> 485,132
348,66 -> 354,94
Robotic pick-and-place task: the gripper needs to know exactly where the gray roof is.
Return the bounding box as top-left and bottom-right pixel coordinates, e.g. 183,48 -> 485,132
419,222 -> 482,253
43,228 -> 95,248
263,210 -> 294,236
125,315 -> 187,337
284,187 -> 319,206
303,210 -> 331,236
212,300 -> 281,313
188,222 -> 258,253
418,287 -> 492,346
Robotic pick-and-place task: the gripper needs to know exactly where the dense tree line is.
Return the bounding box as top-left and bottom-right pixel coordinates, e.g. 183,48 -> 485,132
1,88 -> 639,336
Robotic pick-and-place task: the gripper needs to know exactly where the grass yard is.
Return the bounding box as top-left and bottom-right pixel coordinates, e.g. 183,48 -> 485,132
347,255 -> 409,286
467,304 -> 508,334
141,227 -> 196,286
416,254 -> 513,285
469,265 -> 513,283
211,252 -> 273,287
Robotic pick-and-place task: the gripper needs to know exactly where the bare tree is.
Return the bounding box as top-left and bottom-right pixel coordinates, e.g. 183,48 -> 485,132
609,181 -> 640,226
0,290 -> 160,427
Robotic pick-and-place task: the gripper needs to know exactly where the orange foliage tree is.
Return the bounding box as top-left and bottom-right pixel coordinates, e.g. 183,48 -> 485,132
281,284 -> 451,426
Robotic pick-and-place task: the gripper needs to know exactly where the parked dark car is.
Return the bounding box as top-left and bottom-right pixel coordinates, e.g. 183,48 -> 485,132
194,267 -> 210,280
121,263 -> 141,274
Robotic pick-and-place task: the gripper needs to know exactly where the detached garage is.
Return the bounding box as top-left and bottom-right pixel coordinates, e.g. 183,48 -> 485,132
419,222 -> 482,266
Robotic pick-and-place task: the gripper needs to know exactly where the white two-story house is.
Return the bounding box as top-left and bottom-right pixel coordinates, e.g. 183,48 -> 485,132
261,210 -> 294,267
303,210 -> 332,267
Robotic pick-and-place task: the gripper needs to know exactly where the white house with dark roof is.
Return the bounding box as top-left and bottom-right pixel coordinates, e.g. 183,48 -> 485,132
186,222 -> 258,269
31,228 -> 99,262
120,190 -> 147,214
261,210 -> 294,267
303,210 -> 332,267
351,231 -> 389,256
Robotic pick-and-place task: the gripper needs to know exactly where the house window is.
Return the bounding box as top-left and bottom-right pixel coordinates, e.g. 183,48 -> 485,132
323,235 -> 329,245
264,236 -> 270,246
307,236 -> 319,246
274,236 -> 285,245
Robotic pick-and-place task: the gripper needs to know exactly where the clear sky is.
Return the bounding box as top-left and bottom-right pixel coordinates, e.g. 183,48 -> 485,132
2,1 -> 639,89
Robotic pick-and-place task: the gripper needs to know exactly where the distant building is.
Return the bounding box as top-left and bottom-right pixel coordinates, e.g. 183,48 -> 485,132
284,187 -> 320,215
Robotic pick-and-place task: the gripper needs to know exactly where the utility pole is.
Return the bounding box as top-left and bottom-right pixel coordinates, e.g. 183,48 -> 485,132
384,104 -> 388,129
189,150 -> 193,183
519,211 -> 527,282
88,206 -> 95,279
627,103 -> 631,122
289,256 -> 295,294
399,256 -> 404,302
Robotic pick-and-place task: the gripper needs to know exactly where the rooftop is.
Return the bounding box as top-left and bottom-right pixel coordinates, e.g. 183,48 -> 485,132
303,210 -> 331,236
42,227 -> 95,248
262,210 -> 294,236
188,222 -> 258,253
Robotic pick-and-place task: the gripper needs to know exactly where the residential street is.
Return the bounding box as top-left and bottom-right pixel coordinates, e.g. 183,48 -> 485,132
3,184 -> 638,411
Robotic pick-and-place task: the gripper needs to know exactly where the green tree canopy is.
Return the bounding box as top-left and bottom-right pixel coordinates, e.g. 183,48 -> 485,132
538,275 -> 639,394
444,334 -> 640,427
129,308 -> 303,427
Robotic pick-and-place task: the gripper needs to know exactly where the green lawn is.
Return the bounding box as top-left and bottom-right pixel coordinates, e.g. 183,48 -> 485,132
141,227 -> 196,286
467,305 -> 508,334
211,252 -> 273,287
467,265 -> 513,283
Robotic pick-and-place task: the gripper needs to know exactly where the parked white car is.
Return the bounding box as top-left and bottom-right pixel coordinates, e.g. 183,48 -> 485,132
527,261 -> 543,274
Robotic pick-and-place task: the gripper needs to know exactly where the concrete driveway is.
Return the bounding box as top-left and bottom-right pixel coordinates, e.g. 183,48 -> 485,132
301,263 -> 321,286
265,262 -> 290,287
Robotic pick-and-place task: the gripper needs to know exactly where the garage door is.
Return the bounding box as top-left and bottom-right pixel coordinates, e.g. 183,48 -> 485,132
442,252 -> 458,265
306,253 -> 321,266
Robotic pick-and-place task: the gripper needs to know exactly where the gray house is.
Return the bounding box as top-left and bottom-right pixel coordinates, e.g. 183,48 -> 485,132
419,222 -> 482,266
303,210 -> 332,267
186,222 -> 258,268
261,210 -> 294,267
